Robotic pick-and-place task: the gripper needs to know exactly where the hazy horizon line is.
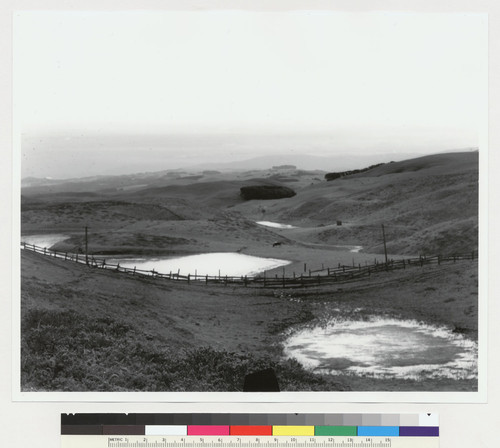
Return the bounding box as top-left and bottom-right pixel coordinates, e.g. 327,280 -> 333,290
21,147 -> 478,182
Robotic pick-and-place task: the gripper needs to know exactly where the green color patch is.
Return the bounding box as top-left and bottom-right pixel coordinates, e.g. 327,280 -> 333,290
315,426 -> 357,436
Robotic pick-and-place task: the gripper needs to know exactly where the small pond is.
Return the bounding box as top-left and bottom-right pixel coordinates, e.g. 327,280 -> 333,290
283,317 -> 477,380
21,234 -> 291,277
21,234 -> 69,249
256,221 -> 297,229
340,245 -> 363,253
106,252 -> 291,277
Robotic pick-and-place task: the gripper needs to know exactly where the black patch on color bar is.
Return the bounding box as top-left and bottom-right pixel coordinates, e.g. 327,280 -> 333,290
243,368 -> 280,392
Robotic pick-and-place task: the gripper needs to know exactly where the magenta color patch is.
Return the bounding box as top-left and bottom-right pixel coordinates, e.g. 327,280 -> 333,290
187,425 -> 230,436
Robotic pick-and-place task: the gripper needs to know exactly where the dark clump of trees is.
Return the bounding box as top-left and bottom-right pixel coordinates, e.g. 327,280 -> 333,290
324,163 -> 385,181
240,185 -> 297,200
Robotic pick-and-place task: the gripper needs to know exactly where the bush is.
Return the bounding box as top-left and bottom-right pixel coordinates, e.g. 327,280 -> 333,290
240,186 -> 296,200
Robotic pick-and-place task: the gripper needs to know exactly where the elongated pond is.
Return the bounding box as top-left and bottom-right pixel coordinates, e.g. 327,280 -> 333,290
283,317 -> 477,380
106,252 -> 291,277
256,221 -> 297,229
21,234 -> 291,277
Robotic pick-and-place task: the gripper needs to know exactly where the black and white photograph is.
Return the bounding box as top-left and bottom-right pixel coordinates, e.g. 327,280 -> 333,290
15,10 -> 486,397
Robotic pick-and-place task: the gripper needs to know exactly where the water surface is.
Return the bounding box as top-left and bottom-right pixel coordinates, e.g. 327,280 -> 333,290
256,221 -> 297,229
21,234 -> 69,249
283,317 -> 477,380
107,252 -> 291,277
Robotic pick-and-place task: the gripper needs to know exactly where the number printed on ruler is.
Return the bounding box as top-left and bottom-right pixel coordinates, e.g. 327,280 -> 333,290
61,436 -> 439,448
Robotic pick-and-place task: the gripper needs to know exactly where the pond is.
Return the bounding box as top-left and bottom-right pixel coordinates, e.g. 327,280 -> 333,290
283,317 -> 477,380
106,252 -> 291,277
256,221 -> 297,229
336,245 -> 363,253
21,234 -> 69,249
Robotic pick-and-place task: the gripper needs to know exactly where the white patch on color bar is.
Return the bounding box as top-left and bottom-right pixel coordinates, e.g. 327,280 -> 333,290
145,425 -> 187,435
419,413 -> 439,426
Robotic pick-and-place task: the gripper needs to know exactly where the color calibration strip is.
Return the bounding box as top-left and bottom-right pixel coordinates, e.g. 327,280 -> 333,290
61,413 -> 439,437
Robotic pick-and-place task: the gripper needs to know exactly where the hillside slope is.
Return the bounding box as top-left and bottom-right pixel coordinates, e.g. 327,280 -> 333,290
234,151 -> 478,255
21,151 -> 479,258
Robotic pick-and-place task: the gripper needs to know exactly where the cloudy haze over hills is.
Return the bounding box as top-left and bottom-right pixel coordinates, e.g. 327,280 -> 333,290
15,11 -> 486,179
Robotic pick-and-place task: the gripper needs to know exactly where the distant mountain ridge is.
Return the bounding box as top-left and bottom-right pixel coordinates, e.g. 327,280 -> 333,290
190,152 -> 422,172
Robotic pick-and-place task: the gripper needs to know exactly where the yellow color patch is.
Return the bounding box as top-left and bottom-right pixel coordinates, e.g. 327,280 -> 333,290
272,426 -> 315,436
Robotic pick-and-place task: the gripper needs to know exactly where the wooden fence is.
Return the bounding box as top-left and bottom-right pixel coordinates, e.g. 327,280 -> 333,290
20,241 -> 477,289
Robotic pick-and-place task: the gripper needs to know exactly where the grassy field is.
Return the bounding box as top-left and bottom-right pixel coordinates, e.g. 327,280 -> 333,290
21,249 -> 477,392
20,151 -> 479,392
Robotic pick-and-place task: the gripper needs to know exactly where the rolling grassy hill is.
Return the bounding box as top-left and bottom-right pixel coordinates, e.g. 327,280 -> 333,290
233,151 -> 479,255
21,151 -> 478,257
19,150 -> 480,392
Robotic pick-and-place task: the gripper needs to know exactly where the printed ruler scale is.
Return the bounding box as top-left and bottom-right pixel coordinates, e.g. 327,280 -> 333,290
62,435 -> 438,448
62,436 -> 438,448
61,414 -> 439,448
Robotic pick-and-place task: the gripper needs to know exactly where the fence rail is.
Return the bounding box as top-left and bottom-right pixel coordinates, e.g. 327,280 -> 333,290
20,241 -> 477,289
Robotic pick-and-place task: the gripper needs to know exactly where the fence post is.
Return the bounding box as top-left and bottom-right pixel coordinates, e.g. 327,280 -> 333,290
206,275 -> 208,284
244,275 -> 248,287
44,247 -> 46,255
225,275 -> 228,286
188,274 -> 190,284
64,253 -> 67,261
102,260 -> 106,268
133,266 -> 136,275
304,263 -> 307,273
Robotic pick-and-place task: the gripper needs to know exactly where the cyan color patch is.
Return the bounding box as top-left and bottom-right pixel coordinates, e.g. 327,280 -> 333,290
357,426 -> 399,437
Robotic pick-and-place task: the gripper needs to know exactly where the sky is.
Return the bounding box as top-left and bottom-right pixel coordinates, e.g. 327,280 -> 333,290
14,11 -> 487,179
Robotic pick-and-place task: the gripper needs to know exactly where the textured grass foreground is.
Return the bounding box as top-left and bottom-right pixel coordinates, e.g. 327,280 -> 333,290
21,308 -> 347,392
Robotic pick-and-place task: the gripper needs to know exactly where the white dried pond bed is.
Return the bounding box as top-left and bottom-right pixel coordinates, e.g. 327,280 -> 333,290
283,317 -> 477,380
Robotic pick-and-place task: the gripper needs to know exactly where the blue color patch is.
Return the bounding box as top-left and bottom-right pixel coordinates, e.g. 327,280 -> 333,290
357,426 -> 399,437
